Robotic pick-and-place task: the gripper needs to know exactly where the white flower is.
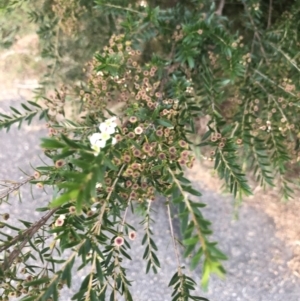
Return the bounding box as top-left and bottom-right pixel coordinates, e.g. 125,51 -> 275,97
89,132 -> 110,155
134,126 -> 143,135
140,0 -> 147,7
129,231 -> 137,241
90,117 -> 119,155
100,117 -> 117,131
91,143 -> 101,156
96,182 -> 102,189
98,131 -> 111,141
99,123 -> 115,135
89,133 -> 102,145
55,214 -> 66,227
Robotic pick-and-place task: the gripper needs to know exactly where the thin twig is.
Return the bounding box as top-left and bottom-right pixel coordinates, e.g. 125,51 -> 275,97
102,3 -> 146,16
0,176 -> 34,200
167,167 -> 208,257
243,2 -> 267,60
267,0 -> 273,29
254,69 -> 297,97
119,198 -> 131,233
166,201 -> 182,274
92,164 -> 126,233
156,41 -> 180,101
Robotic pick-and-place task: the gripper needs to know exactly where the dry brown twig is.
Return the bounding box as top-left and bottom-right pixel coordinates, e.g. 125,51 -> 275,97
0,176 -> 34,201
0,208 -> 58,271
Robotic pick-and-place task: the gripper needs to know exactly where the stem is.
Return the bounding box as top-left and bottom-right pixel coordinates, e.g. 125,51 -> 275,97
0,176 -> 34,200
230,121 -> 239,138
92,164 -> 126,233
243,2 -> 267,60
87,164 -> 126,299
254,69 -> 297,98
119,197 -> 131,233
254,80 -> 292,136
101,3 -> 147,16
0,208 -> 58,271
36,239 -> 86,301
85,253 -> 97,301
167,168 -> 208,256
166,201 -> 182,275
145,200 -> 155,264
267,0 -> 273,29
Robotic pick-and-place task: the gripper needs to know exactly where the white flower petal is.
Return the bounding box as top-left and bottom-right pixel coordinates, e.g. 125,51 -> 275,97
99,132 -> 111,141
89,133 -> 102,145
97,140 -> 106,148
99,122 -> 108,133
112,137 -> 117,145
91,144 -> 101,156
96,182 -> 102,188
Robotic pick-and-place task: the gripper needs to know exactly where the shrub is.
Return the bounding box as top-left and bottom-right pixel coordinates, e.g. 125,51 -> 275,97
0,0 -> 299,300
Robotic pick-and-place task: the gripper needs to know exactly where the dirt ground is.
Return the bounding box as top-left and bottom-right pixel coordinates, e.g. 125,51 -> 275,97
1,32 -> 300,282
188,160 -> 300,279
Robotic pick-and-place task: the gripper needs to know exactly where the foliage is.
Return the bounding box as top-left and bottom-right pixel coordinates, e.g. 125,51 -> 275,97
0,0 -> 300,300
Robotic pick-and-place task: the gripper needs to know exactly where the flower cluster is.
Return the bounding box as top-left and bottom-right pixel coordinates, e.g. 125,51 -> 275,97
89,116 -> 118,155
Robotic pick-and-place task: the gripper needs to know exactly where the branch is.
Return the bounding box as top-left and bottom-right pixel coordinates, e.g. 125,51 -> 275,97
101,3 -> 147,16
0,208 -> 58,271
166,201 -> 182,275
167,167 -> 209,256
243,2 -> 267,60
216,0 -> 225,16
267,0 -> 273,29
0,176 -> 34,200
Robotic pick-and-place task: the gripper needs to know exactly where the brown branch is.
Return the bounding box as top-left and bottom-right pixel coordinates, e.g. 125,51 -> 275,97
216,0 -> 225,16
0,176 -> 34,200
0,208 -> 58,271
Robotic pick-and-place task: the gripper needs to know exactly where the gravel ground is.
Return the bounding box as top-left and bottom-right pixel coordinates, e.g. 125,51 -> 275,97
1,97 -> 300,301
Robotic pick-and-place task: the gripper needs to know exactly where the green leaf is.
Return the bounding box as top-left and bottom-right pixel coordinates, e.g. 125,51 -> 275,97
24,277 -> 50,287
19,296 -> 37,301
103,156 -> 118,171
157,118 -> 174,128
151,251 -> 160,268
61,256 -> 74,288
27,100 -> 42,108
40,138 -> 65,149
120,247 -> 132,260
61,134 -> 82,149
49,190 -> 79,208
10,106 -> 21,115
183,185 -> 202,197
168,271 -> 179,286
172,195 -> 184,204
95,258 -> 104,284
190,248 -> 203,270
187,56 -> 195,69
183,236 -> 198,246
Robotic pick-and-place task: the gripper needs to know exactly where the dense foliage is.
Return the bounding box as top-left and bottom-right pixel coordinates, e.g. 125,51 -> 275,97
0,0 -> 299,300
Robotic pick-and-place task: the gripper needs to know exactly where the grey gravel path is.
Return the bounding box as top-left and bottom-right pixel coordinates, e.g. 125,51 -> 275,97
1,97 -> 300,301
